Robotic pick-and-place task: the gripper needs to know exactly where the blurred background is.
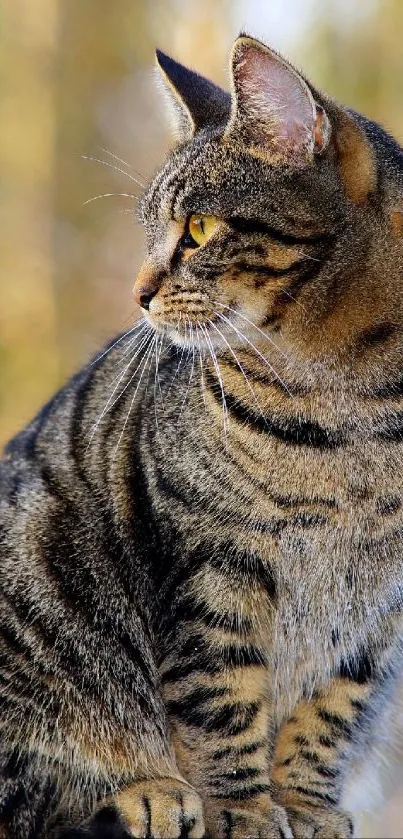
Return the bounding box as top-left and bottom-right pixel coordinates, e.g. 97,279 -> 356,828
1,0 -> 403,832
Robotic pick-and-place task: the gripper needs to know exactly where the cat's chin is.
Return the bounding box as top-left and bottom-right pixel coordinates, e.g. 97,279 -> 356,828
144,310 -> 274,355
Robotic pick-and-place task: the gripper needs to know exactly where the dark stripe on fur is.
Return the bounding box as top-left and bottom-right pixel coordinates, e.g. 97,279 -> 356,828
166,696 -> 260,734
210,766 -> 262,784
227,216 -> 332,246
212,740 -> 267,760
317,709 -> 353,740
372,375 -> 403,399
206,371 -> 344,448
299,749 -> 340,778
338,649 -> 375,684
289,785 -> 338,806
376,495 -> 401,515
376,410 -> 403,442
355,322 -> 397,350
234,259 -> 306,279
220,354 -> 309,395
210,782 -> 272,801
210,548 -> 277,599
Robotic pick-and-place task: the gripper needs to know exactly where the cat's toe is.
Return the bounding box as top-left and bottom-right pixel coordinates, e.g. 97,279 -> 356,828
205,802 -> 292,839
115,778 -> 204,838
286,805 -> 354,839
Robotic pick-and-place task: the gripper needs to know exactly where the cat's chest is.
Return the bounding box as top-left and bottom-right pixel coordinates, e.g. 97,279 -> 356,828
175,429 -> 401,676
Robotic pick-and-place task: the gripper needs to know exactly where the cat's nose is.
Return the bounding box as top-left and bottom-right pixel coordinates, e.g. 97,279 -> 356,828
133,262 -> 161,310
133,286 -> 157,311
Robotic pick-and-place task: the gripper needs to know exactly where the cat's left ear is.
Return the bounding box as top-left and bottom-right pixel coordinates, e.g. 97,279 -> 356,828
225,36 -> 330,163
156,50 -> 230,143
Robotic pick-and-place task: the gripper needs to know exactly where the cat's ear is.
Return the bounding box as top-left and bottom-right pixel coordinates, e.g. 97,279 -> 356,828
156,50 -> 231,143
225,35 -> 331,163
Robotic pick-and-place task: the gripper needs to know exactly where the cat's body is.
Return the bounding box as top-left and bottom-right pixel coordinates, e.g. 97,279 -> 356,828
1,35 -> 403,839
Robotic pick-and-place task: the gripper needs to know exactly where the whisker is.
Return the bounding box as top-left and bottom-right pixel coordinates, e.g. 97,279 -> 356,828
81,155 -> 145,189
196,324 -> 207,411
166,331 -> 188,399
154,332 -> 165,407
215,312 -> 293,397
153,333 -> 166,449
89,319 -> 146,367
100,147 -> 146,185
98,324 -> 149,377
213,301 -> 288,359
293,248 -> 321,263
200,322 -> 229,440
178,322 -> 196,421
119,324 -> 150,360
279,287 -> 309,314
84,192 -> 138,206
86,328 -> 153,446
208,317 -> 269,426
113,333 -> 157,457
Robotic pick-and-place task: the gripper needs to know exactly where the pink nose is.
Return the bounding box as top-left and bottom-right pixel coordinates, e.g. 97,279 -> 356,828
133,262 -> 160,310
133,285 -> 158,311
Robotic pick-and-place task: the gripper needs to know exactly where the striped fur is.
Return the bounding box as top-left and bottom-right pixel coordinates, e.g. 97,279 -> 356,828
1,35 -> 403,839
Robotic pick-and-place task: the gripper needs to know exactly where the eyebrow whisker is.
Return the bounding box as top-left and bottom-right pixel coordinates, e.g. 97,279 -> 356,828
99,147 -> 146,185
84,192 -> 139,205
81,155 -> 145,189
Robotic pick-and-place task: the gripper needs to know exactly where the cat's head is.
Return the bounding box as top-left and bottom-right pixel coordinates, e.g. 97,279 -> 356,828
135,35 -> 394,362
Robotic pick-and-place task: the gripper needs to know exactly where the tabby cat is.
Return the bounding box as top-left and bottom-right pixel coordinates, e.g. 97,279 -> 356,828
1,33 -> 403,839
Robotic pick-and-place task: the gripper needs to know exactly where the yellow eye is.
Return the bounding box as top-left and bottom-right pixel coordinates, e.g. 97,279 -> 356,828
188,214 -> 218,247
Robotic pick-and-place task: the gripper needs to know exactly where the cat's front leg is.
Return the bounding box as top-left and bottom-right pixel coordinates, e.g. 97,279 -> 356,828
271,644 -> 399,839
165,664 -> 292,839
160,564 -> 292,839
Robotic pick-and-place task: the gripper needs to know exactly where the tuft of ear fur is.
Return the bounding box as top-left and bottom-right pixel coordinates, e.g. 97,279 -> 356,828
225,35 -> 331,163
155,50 -> 230,143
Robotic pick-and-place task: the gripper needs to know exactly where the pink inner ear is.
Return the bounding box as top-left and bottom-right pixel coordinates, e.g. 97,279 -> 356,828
234,45 -> 317,151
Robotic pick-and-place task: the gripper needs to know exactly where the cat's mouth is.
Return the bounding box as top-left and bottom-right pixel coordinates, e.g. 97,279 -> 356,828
144,308 -> 224,349
143,301 -> 272,355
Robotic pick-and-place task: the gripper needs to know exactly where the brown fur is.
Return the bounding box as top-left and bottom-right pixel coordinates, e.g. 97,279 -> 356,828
1,34 -> 403,839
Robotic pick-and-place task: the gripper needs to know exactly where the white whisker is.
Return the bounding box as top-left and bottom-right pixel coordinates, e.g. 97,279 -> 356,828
113,334 -> 157,457
86,328 -> 153,446
196,324 -> 207,411
213,301 -> 288,359
279,287 -> 309,314
213,300 -> 287,358
153,333 -> 165,449
178,322 -> 196,421
154,333 -> 165,408
208,317 -> 268,425
100,147 -> 146,185
166,334 -> 188,399
200,322 -> 229,440
84,192 -> 138,206
89,319 -> 146,367
119,324 -> 150,361
81,155 -> 144,189
294,248 -> 320,263
215,311 -> 292,397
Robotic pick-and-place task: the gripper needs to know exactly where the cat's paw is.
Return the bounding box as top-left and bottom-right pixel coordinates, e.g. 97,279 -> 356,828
115,777 -> 205,838
205,802 -> 292,839
285,805 -> 354,839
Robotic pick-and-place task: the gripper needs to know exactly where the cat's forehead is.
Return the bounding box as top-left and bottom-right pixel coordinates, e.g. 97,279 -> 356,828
140,137 -> 279,223
140,135 -> 333,233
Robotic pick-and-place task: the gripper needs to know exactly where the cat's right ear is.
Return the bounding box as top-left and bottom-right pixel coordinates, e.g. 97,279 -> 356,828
155,50 -> 230,143
225,36 -> 330,164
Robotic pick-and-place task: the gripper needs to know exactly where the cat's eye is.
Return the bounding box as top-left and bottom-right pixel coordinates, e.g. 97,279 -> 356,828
186,214 -> 218,247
